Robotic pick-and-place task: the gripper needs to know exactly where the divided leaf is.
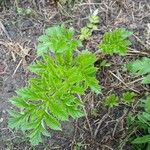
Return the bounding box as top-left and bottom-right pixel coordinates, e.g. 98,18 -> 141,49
104,94 -> 119,108
44,113 -> 61,130
98,28 -> 132,55
79,10 -> 99,41
122,91 -> 136,104
143,96 -> 150,113
132,135 -> 150,144
127,57 -> 150,84
9,26 -> 100,145
37,25 -> 81,56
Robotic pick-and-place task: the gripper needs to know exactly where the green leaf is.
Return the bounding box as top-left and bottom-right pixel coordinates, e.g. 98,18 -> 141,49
22,122 -> 40,130
45,113 -> 61,130
142,112 -> 150,121
28,127 -> 42,146
8,25 -> 100,146
77,51 -> 96,66
71,86 -> 85,94
127,57 -> 150,76
127,112 -> 136,127
37,43 -> 49,56
104,94 -> 119,108
68,107 -> 84,119
89,14 -> 99,24
122,91 -> 136,104
142,74 -> 150,84
16,87 -> 42,100
79,9 -> 99,41
8,112 -> 28,129
98,28 -> 132,55
132,135 -> 150,144
48,101 -> 69,121
37,25 -> 80,55
38,35 -> 49,43
86,77 -> 101,94
143,96 -> 150,113
10,96 -> 29,108
79,27 -> 92,41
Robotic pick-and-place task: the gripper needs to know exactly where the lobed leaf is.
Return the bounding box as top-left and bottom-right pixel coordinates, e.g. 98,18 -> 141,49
132,135 -> 150,144
9,25 -> 100,146
98,28 -> 132,55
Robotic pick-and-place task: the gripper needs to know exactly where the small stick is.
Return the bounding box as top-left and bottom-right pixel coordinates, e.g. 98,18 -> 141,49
78,95 -> 93,137
126,77 -> 144,85
128,48 -> 149,55
133,34 -> 149,50
88,0 -> 92,13
0,21 -> 12,41
109,71 -> 140,94
12,59 -> 23,77
94,113 -> 108,137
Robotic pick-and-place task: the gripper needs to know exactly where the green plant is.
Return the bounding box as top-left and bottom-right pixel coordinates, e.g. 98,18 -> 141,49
17,7 -> 33,15
79,9 -> 99,41
131,97 -> 150,147
98,60 -> 111,69
126,96 -> 150,150
127,57 -> 150,84
104,91 -> 135,108
122,91 -> 136,104
104,94 -> 119,108
98,28 -> 132,55
37,25 -> 81,56
8,25 -> 101,145
125,57 -> 150,149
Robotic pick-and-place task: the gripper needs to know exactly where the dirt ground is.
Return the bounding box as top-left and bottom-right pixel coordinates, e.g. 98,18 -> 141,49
0,0 -> 150,149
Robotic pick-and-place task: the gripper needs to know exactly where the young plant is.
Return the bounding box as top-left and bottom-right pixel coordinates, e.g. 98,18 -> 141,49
17,7 -> 33,15
79,9 -> 99,41
122,91 -> 136,104
125,57 -> 150,149
8,25 -> 101,145
127,57 -> 150,84
104,94 -> 119,108
98,28 -> 132,55
131,96 -> 150,148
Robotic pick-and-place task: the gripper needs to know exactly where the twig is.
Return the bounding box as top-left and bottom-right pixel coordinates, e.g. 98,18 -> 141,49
126,77 -> 144,85
133,34 -> 149,50
87,0 -> 92,13
12,59 -> 23,77
109,71 -> 140,94
94,113 -> 108,137
112,109 -> 128,137
0,21 -> 12,41
102,145 -> 113,150
77,94 -> 93,137
128,48 -> 150,55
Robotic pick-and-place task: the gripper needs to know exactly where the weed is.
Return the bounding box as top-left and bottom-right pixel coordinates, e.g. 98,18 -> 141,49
104,94 -> 119,108
98,28 -> 132,55
127,57 -> 150,84
8,25 -> 101,145
122,91 -> 136,104
79,9 -> 99,41
126,58 -> 150,148
17,7 -> 33,15
104,91 -> 135,108
127,97 -> 150,149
